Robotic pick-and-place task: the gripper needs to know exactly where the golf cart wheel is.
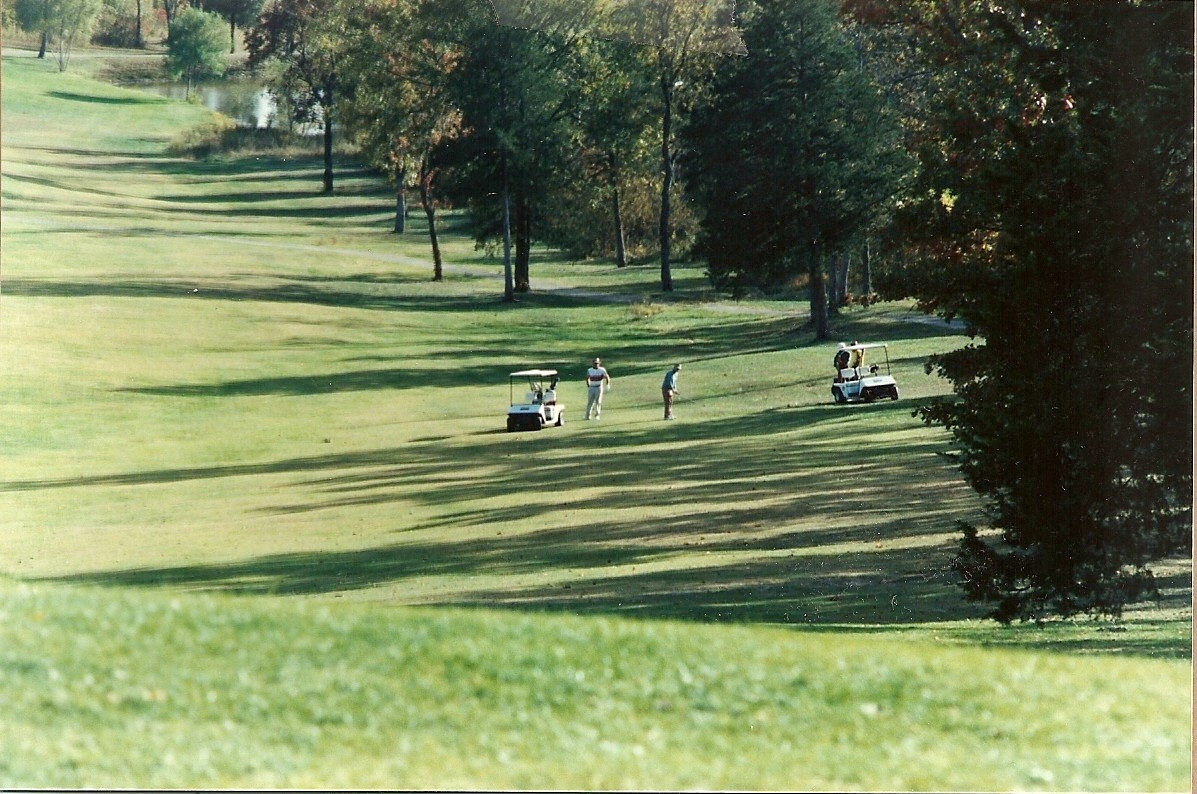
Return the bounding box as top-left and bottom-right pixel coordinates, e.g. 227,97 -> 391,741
506,417 -> 518,432
556,412 -> 564,427
889,386 -> 900,401
833,387 -> 847,405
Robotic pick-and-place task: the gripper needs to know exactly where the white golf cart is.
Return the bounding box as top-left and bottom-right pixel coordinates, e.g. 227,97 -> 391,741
831,343 -> 900,404
507,369 -> 565,431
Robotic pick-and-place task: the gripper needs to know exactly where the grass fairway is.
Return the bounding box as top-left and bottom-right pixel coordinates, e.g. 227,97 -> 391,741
1,54 -> 1191,790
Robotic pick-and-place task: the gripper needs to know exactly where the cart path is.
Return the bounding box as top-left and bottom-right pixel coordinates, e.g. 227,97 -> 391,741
3,215 -> 962,327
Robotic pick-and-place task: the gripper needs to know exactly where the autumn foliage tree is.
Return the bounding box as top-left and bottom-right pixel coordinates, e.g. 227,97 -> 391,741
246,0 -> 346,193
337,0 -> 459,279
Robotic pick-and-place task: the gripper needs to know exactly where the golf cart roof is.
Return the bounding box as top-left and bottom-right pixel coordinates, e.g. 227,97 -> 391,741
510,369 -> 558,378
841,343 -> 888,352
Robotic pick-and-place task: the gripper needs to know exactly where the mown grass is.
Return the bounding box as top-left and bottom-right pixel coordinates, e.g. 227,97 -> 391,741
3,578 -> 1190,790
0,53 -> 1191,790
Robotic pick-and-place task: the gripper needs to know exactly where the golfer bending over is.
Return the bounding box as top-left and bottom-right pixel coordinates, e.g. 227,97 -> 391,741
585,357 -> 610,420
662,363 -> 682,420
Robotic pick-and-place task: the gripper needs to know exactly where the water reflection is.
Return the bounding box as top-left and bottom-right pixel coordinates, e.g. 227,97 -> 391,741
138,81 -> 278,129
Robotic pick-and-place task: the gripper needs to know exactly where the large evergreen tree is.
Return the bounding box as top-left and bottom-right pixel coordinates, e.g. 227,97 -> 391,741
431,0 -> 589,297
859,0 -> 1194,621
685,0 -> 900,335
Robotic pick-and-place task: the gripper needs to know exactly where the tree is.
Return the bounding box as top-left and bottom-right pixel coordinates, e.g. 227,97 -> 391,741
246,0 -> 346,193
433,0 -> 590,297
16,0 -> 102,68
684,0 -> 901,336
165,7 -> 226,97
50,0 -> 101,70
203,0 -> 264,53
861,0 -> 1193,621
574,36 -> 658,268
159,0 -> 186,40
606,0 -> 746,291
13,0 -> 53,57
337,0 -> 459,280
491,0 -> 682,268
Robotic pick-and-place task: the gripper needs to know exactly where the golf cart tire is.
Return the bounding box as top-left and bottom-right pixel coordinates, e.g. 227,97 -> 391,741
833,387 -> 847,405
506,417 -> 517,432
889,386 -> 900,401
556,412 -> 564,427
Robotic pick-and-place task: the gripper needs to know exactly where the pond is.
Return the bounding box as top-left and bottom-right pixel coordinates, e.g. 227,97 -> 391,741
136,81 -> 280,129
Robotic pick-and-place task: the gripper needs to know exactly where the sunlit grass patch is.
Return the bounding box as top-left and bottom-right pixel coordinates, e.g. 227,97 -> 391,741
1,577 -> 1189,790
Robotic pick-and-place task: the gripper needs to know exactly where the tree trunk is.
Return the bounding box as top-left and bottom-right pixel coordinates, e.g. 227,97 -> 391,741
828,253 -> 840,314
610,153 -> 627,269
501,155 -> 514,302
419,164 -> 442,282
860,240 -> 872,299
135,1 -> 143,48
393,168 -> 406,234
514,185 -> 531,292
37,32 -> 46,58
321,92 -> 334,194
810,254 -> 829,339
658,67 -> 674,292
837,252 -> 851,304
229,20 -> 236,54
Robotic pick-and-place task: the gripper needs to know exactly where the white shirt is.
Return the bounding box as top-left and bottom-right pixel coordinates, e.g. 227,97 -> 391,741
586,366 -> 609,387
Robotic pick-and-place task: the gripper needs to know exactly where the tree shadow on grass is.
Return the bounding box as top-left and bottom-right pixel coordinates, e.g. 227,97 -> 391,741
21,402 -> 1190,655
47,90 -> 163,105
25,408 -> 978,617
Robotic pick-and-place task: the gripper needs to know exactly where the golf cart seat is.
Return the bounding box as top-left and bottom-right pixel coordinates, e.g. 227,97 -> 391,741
526,391 -> 541,404
840,368 -> 859,381
542,389 -> 557,405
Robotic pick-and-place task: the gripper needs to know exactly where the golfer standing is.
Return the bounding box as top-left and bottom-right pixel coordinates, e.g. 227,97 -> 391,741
585,357 -> 610,420
661,363 -> 681,420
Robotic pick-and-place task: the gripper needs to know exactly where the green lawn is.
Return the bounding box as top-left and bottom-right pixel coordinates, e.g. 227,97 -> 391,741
0,54 -> 1190,790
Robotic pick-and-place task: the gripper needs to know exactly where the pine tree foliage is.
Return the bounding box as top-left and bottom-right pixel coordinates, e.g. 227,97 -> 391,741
684,0 -> 903,322
856,0 -> 1194,621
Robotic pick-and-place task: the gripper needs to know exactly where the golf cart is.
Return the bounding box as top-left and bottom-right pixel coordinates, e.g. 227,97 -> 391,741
507,369 -> 565,431
831,343 -> 900,404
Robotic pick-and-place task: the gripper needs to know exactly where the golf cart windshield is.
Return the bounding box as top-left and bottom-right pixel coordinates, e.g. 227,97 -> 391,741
510,369 -> 559,405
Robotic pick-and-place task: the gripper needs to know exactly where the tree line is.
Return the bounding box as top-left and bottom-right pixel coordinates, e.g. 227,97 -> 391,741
7,0 -> 265,63
8,0 -> 1193,622
247,0 -> 1191,623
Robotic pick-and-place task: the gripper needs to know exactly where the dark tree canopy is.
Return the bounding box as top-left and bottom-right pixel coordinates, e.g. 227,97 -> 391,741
684,0 -> 903,332
860,0 -> 1194,621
